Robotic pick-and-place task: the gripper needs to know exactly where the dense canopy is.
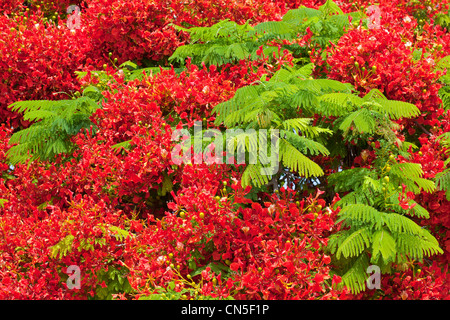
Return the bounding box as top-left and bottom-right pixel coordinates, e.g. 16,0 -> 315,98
0,0 -> 449,300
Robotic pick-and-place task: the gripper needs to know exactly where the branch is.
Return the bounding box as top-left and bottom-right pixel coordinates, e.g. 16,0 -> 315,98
414,120 -> 432,136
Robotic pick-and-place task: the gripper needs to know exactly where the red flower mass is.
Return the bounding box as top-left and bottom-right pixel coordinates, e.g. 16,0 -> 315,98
0,0 -> 449,300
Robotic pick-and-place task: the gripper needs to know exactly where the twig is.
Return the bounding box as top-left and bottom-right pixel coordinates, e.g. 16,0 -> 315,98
415,120 -> 432,136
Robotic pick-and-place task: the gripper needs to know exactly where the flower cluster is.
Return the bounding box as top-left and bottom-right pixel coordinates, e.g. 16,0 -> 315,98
353,261 -> 450,300
0,10 -> 95,127
323,26 -> 445,126
0,0 -> 449,300
123,170 -> 346,300
78,0 -> 326,65
0,53 -> 299,299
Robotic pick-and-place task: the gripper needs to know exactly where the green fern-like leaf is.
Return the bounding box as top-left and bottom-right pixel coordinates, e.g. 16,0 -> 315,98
226,130 -> 259,159
269,68 -> 296,83
241,163 -> 272,187
386,193 -> 430,218
279,139 -> 324,177
336,226 -> 371,259
213,85 -> 262,126
336,191 -> 371,207
313,79 -> 353,93
330,201 -> 442,293
328,168 -> 373,193
394,231 -> 443,260
280,118 -> 332,137
169,43 -> 212,65
100,224 -> 131,241
170,3 -> 359,68
339,108 -> 377,135
339,254 -> 370,294
291,63 -> 315,78
291,89 -> 319,114
9,99 -> 65,115
383,212 -> 424,235
371,228 -> 397,263
317,93 -> 361,116
389,162 -> 436,194
251,21 -> 294,39
0,199 -> 8,208
435,169 -> 450,200
337,204 -> 384,230
370,99 -> 421,120
390,162 -> 423,179
438,86 -> 450,110
282,131 -> 330,156
282,6 -> 323,24
111,139 -> 133,154
49,234 -> 75,259
436,55 -> 450,71
319,0 -> 344,15
7,97 -> 99,163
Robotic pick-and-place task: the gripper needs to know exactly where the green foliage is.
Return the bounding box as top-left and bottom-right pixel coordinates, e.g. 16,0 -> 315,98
327,143 -> 441,293
7,91 -> 102,164
138,281 -> 191,300
435,130 -> 450,193
111,139 -> 133,154
328,167 -> 373,192
240,163 -> 272,188
328,204 -> 443,294
48,223 -> 133,299
94,265 -> 133,300
284,0 -> 361,50
116,61 -> 185,81
439,86 -> 450,111
49,224 -> 131,259
137,260 -> 233,301
319,89 -> 420,144
169,1 -> 361,67
330,160 -> 433,218
212,64 -> 344,187
279,138 -> 325,177
158,172 -> 174,197
198,24 -> 442,293
434,10 -> 450,30
212,61 -> 420,189
137,280 -> 233,300
319,88 -> 421,119
0,199 -> 8,208
389,162 -> 436,194
49,234 -> 75,259
435,168 -> 450,200
315,89 -> 420,164
436,55 -> 450,110
169,19 -> 257,66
